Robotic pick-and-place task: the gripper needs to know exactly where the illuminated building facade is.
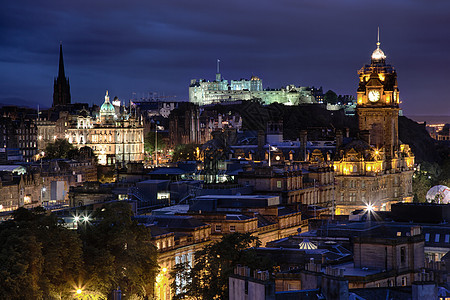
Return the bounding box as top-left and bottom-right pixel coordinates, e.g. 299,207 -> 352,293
168,102 -> 201,147
67,91 -> 144,166
0,117 -> 37,162
189,69 -> 315,105
333,33 -> 414,214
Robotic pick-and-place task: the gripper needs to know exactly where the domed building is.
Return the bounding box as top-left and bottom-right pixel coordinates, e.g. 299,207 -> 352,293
67,90 -> 144,166
99,90 -> 116,124
333,31 -> 414,215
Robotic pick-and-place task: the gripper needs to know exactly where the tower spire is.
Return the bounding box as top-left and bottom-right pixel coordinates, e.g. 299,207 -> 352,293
371,26 -> 386,62
377,27 -> 380,48
53,42 -> 71,107
58,42 -> 65,79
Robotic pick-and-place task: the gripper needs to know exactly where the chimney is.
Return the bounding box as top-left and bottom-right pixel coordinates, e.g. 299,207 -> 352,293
300,130 -> 307,161
258,130 -> 265,151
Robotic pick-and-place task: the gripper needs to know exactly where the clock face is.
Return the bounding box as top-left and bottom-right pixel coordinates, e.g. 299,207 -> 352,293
368,90 -> 381,102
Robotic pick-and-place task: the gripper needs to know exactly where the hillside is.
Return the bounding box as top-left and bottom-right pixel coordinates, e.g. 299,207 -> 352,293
207,102 -> 445,163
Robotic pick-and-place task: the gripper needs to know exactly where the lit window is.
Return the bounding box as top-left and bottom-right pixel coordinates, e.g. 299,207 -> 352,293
425,233 -> 430,242
277,181 -> 282,188
445,234 -> 449,243
401,277 -> 407,286
230,225 -> 236,232
435,234 -> 440,243
215,225 -> 222,232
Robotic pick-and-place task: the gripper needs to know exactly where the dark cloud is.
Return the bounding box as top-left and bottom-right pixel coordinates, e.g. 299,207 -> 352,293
0,0 -> 449,115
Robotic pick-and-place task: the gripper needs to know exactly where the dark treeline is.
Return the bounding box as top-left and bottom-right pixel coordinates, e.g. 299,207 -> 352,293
0,202 -> 158,300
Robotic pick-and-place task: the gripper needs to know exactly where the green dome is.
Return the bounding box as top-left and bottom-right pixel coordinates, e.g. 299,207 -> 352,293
100,101 -> 115,113
100,90 -> 116,118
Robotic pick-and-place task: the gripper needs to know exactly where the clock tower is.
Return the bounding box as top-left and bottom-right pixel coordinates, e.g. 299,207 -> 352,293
357,30 -> 400,160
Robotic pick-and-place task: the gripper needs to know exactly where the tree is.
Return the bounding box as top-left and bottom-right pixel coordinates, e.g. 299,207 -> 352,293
80,202 -> 158,298
0,204 -> 159,299
171,233 -> 273,300
0,227 -> 44,299
145,131 -> 167,156
413,162 -> 442,202
324,90 -> 338,105
78,146 -> 98,163
172,143 -> 200,162
44,138 -> 80,159
0,207 -> 84,300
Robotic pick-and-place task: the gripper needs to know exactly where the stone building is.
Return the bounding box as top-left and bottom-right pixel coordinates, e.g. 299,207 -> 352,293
350,226 -> 424,289
237,163 -> 335,210
67,91 -> 144,166
187,194 -> 304,246
37,111 -> 72,153
135,215 -> 212,300
189,69 -> 315,106
0,171 -> 42,213
333,34 -> 414,214
0,107 -> 38,162
168,102 -> 201,147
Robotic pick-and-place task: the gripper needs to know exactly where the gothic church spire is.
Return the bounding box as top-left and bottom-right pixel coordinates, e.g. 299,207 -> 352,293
58,42 -> 65,79
53,43 -> 71,107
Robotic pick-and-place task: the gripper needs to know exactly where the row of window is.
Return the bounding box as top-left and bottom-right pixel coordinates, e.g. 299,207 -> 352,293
215,225 -> 236,232
16,128 -> 36,134
342,177 -> 401,189
20,142 -> 37,148
425,233 -> 450,243
156,238 -> 173,250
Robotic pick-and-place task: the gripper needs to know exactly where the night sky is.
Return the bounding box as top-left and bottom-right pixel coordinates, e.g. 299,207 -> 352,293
1,0 -> 449,116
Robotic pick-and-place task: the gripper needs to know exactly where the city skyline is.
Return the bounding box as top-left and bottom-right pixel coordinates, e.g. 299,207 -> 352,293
1,0 -> 449,117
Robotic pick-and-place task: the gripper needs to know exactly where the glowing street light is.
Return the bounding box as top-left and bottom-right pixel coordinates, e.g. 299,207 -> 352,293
365,203 -> 375,224
76,289 -> 82,295
366,204 -> 374,212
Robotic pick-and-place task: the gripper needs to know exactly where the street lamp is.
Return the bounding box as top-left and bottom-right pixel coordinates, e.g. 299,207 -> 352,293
366,204 -> 374,212
365,203 -> 374,224
41,187 -> 46,208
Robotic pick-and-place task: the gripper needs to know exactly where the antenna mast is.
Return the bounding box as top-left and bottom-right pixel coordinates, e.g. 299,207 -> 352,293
216,59 -> 221,82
